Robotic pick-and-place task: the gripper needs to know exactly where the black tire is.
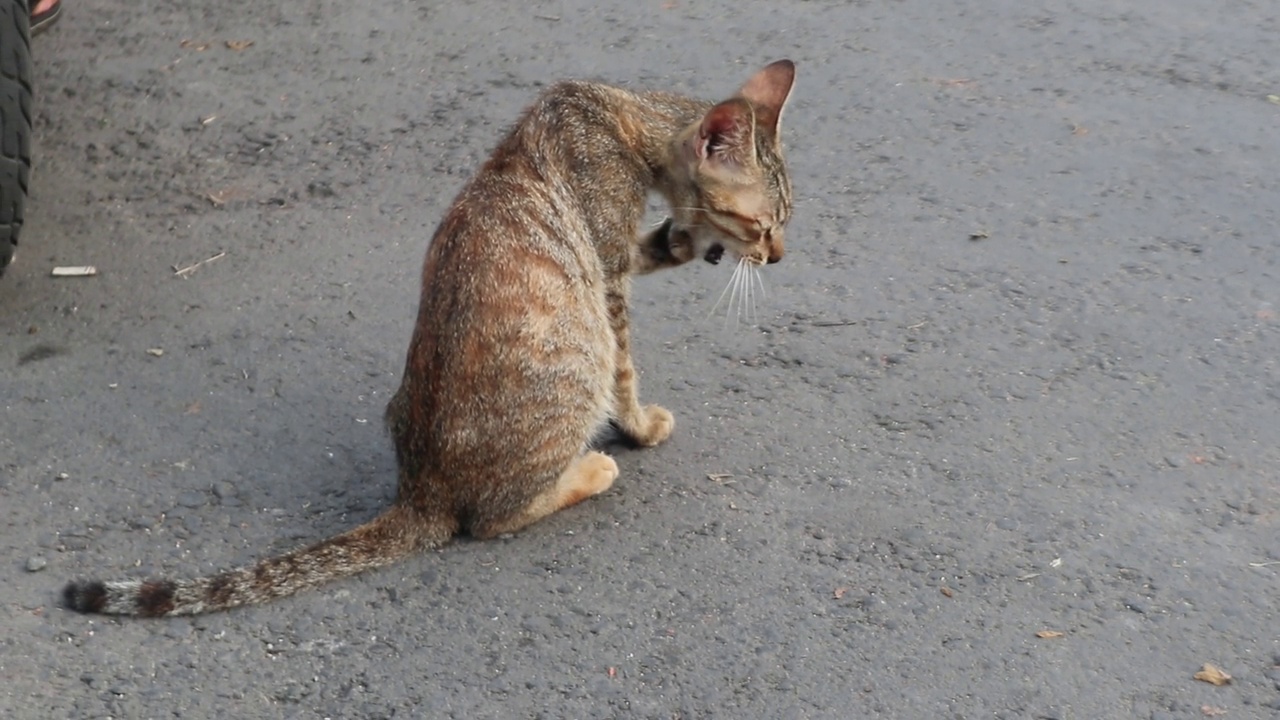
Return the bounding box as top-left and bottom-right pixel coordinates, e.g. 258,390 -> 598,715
0,0 -> 33,278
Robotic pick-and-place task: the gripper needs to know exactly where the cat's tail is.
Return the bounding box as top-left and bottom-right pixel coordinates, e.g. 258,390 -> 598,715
62,504 -> 448,617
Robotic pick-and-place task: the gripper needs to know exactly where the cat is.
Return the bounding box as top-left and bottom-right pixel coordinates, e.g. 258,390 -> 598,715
63,59 -> 796,616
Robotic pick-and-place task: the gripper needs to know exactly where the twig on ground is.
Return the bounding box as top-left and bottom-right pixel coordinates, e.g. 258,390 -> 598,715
173,251 -> 227,278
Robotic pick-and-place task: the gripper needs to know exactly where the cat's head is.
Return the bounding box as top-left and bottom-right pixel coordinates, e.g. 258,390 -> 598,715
671,60 -> 796,267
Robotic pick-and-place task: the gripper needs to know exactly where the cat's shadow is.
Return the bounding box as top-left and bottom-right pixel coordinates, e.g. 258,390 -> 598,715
595,422 -> 648,452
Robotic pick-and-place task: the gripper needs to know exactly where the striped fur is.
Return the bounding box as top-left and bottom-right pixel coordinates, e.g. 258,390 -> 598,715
63,61 -> 796,617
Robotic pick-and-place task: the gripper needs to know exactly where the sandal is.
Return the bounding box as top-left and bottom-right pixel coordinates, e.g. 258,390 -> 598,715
31,0 -> 62,36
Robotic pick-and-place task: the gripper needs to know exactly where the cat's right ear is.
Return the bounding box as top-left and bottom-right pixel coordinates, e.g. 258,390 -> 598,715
691,98 -> 755,167
738,59 -> 796,135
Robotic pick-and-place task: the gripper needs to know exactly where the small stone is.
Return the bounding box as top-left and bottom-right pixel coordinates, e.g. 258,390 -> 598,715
176,491 -> 207,509
307,181 -> 336,198
212,481 -> 237,499
25,556 -> 48,572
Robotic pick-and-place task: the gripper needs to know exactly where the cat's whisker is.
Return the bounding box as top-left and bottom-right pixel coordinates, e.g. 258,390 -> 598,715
729,258 -> 750,331
728,258 -> 747,331
737,258 -> 747,326
709,257 -> 740,321
698,247 -> 773,331
751,266 -> 761,324
754,264 -> 768,324
739,261 -> 751,326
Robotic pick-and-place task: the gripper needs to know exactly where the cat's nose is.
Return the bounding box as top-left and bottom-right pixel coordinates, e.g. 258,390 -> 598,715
766,240 -> 784,264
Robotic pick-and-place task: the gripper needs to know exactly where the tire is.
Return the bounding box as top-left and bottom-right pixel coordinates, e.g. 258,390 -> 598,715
0,0 -> 33,278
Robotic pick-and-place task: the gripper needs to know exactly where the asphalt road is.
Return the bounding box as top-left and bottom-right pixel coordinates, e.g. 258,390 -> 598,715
3,1 -> 1278,718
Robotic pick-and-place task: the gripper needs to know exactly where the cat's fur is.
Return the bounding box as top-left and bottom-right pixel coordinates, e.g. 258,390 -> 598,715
63,60 -> 796,616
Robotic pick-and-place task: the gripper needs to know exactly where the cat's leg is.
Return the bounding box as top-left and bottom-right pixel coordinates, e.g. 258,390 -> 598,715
470,452 -> 619,539
632,218 -> 697,275
606,284 -> 676,447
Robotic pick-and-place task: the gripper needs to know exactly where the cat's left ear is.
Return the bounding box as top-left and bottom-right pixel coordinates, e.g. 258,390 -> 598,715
738,59 -> 796,135
692,98 -> 756,166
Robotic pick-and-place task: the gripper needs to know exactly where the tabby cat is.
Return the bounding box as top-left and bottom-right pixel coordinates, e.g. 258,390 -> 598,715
63,60 -> 796,616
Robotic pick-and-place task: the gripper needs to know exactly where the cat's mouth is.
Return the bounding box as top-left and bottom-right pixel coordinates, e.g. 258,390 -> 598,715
703,244 -> 725,265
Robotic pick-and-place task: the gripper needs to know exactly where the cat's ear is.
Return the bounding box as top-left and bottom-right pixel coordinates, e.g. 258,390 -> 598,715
738,59 -> 796,135
693,98 -> 755,166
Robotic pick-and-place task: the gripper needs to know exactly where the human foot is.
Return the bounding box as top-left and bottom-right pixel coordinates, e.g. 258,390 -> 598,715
31,0 -> 62,35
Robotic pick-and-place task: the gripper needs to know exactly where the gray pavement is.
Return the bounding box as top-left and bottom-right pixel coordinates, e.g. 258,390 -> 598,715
2,1 -> 1278,718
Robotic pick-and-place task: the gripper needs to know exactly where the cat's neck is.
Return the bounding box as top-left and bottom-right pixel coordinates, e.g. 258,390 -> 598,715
510,82 -> 710,224
612,88 -> 711,193
558,83 -> 711,194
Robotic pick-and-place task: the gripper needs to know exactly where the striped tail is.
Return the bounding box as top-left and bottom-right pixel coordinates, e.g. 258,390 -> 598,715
63,505 -> 447,617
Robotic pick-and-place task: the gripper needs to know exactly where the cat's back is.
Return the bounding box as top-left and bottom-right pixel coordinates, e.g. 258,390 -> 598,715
408,81 -> 624,379
419,80 -> 639,296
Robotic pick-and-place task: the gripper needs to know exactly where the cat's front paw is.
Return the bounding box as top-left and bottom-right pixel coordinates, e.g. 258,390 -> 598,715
625,404 -> 675,447
639,218 -> 696,270
665,227 -> 698,265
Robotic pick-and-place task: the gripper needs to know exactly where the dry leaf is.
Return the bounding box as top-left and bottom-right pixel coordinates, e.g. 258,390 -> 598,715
833,587 -> 848,599
1194,664 -> 1232,686
225,40 -> 255,51
940,586 -> 954,598
1200,706 -> 1227,717
180,39 -> 211,51
185,400 -> 202,415
1035,630 -> 1065,639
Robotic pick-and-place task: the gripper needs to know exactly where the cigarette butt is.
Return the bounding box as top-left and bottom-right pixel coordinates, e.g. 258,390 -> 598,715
51,266 -> 99,277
